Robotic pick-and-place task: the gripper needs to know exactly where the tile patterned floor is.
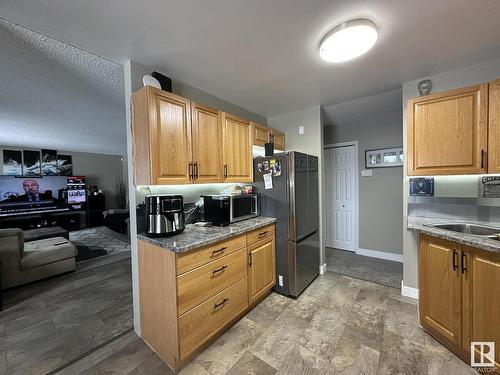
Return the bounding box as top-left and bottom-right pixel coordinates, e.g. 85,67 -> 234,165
55,272 -> 473,375
326,247 -> 403,289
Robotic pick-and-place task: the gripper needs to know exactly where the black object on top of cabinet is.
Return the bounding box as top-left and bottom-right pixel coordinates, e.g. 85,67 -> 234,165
86,194 -> 105,227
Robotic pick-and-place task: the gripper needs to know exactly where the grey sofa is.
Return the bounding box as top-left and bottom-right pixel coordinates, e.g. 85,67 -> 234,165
0,228 -> 78,289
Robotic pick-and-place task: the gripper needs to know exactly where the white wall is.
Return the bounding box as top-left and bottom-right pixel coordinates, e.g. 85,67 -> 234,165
402,57 -> 500,289
267,105 -> 326,268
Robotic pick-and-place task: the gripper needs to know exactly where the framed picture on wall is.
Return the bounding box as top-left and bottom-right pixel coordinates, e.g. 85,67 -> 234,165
365,147 -> 403,168
57,154 -> 73,176
2,150 -> 23,176
22,150 -> 41,176
41,149 -> 58,176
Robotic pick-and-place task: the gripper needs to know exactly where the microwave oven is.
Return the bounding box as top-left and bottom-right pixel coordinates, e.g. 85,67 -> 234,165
202,194 -> 260,226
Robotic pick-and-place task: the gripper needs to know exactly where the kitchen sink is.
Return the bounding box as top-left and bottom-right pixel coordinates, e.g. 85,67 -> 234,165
425,222 -> 500,239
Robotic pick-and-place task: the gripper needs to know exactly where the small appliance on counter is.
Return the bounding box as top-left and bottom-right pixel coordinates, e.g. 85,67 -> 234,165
146,194 -> 185,236
202,194 -> 260,226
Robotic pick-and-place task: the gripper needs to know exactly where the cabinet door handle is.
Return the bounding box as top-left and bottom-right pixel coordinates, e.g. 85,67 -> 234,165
481,150 -> 486,169
188,162 -> 193,180
213,297 -> 229,310
452,250 -> 458,271
248,252 -> 253,267
212,265 -> 227,275
193,161 -> 198,179
223,164 -> 228,179
461,252 -> 468,274
211,247 -> 227,257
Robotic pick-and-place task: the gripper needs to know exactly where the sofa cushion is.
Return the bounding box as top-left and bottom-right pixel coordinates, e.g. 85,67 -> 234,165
24,226 -> 69,242
21,237 -> 77,270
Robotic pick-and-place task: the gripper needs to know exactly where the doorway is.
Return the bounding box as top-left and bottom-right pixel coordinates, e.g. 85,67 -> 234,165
325,143 -> 358,251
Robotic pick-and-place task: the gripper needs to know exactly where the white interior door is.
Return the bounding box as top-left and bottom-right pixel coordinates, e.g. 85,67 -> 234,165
326,146 -> 356,251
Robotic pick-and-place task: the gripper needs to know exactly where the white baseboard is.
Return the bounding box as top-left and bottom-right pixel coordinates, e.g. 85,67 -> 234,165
356,248 -> 403,263
319,263 -> 327,275
401,280 -> 419,300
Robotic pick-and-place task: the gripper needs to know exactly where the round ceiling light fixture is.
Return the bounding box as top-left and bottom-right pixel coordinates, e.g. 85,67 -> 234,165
319,19 -> 378,63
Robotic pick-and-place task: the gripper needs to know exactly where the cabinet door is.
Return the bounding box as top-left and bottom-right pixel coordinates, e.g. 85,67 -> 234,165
271,130 -> 285,151
251,122 -> 270,146
248,238 -> 276,305
222,113 -> 253,182
149,89 -> 192,184
407,84 -> 488,175
191,102 -> 223,183
419,235 -> 462,349
462,247 -> 500,371
489,79 -> 500,174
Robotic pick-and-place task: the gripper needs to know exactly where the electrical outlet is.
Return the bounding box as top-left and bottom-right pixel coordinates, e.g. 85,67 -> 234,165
278,275 -> 284,286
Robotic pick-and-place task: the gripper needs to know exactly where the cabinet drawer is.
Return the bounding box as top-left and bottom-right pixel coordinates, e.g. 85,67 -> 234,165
177,248 -> 247,315
178,277 -> 248,359
247,224 -> 275,246
176,235 -> 246,275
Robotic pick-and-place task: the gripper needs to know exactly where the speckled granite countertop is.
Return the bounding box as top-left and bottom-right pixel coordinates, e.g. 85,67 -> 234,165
137,216 -> 276,253
408,216 -> 500,254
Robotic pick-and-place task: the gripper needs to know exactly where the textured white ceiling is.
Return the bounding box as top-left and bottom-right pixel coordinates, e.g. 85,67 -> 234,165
323,88 -> 402,126
0,19 -> 126,155
1,0 -> 499,117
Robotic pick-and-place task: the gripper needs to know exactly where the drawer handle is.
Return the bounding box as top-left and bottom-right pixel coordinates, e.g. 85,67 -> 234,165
258,231 -> 268,237
211,247 -> 227,257
213,297 -> 229,310
212,265 -> 227,275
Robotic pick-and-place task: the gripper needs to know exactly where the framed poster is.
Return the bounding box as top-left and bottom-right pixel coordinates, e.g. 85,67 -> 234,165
57,154 -> 73,176
2,150 -> 23,176
365,147 -> 403,168
22,150 -> 41,176
41,149 -> 58,176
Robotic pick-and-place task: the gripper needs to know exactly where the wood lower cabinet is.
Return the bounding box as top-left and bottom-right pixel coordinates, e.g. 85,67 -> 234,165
248,238 -> 276,305
462,246 -> 500,371
222,112 -> 253,182
138,224 -> 276,370
419,235 -> 500,372
407,84 -> 488,175
419,235 -> 462,349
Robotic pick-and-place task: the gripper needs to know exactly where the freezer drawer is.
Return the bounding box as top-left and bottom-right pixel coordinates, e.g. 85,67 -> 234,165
288,230 -> 320,297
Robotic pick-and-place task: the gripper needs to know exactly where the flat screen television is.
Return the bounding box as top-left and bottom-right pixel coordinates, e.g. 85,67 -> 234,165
0,175 -> 85,216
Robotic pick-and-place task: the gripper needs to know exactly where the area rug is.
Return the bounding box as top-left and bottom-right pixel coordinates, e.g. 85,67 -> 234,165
75,244 -> 108,261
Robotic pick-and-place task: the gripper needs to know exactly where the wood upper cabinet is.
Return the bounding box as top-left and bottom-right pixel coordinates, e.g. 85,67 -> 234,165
271,129 -> 285,151
407,84 -> 488,175
191,102 -> 223,183
461,246 -> 500,371
248,237 -> 276,305
222,112 -> 253,182
251,122 -> 270,146
132,87 -> 192,185
419,235 -> 462,349
489,79 -> 500,174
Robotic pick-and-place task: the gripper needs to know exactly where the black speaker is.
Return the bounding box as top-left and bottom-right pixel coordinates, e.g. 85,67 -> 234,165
151,71 -> 172,92
265,142 -> 274,156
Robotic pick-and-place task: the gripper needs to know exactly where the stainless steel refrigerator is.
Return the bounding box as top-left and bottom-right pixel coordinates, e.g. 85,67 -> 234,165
253,151 -> 320,298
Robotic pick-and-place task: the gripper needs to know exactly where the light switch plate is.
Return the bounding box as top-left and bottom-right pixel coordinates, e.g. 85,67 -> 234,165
298,125 -> 304,135
361,169 -> 373,177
